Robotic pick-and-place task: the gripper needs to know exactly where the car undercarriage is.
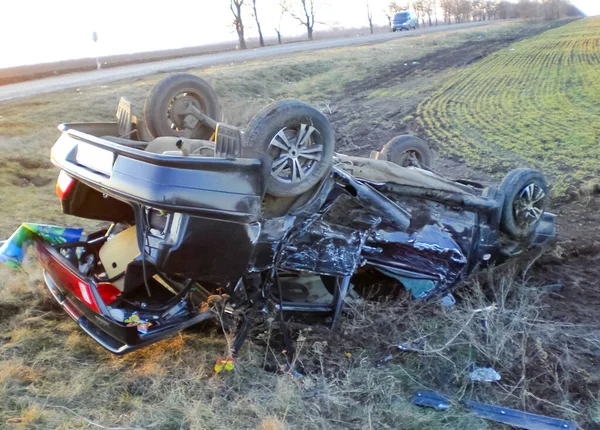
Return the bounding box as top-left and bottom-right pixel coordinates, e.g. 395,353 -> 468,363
0,73 -> 556,361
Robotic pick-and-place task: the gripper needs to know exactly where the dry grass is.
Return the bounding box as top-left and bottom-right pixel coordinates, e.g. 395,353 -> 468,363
0,19 -> 595,429
3,258 -> 597,428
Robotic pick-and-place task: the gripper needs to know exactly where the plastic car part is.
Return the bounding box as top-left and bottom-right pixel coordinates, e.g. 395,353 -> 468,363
214,122 -> 243,158
143,74 -> 221,140
98,226 -> 140,291
500,168 -> 549,239
116,97 -> 136,138
380,135 -> 433,168
412,391 -> 578,430
144,136 -> 216,156
243,99 -> 335,197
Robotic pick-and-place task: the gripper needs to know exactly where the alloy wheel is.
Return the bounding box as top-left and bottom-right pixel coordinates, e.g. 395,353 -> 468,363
268,124 -> 324,184
513,183 -> 546,227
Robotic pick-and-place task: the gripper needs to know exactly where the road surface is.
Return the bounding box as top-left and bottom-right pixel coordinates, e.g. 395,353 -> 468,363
0,21 -> 498,103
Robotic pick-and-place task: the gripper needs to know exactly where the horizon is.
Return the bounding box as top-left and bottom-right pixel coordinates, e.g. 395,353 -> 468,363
0,0 -> 597,69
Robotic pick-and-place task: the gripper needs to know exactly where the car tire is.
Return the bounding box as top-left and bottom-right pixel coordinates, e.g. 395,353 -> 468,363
144,73 -> 221,139
380,135 -> 433,168
499,169 -> 549,240
244,100 -> 335,197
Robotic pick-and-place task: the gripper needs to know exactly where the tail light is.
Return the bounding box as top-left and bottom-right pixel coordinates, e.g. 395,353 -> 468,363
56,170 -> 75,200
97,283 -> 121,306
36,242 -> 121,314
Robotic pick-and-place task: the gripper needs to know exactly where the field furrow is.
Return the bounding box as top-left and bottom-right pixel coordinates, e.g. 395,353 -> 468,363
416,18 -> 600,196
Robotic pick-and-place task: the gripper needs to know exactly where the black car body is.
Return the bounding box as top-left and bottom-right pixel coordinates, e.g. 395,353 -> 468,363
23,114 -> 555,355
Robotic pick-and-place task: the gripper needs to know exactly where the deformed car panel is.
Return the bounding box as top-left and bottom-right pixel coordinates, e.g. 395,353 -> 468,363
279,219 -> 365,276
366,224 -> 468,296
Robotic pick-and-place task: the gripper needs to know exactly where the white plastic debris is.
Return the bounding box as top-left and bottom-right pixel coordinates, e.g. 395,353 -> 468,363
469,367 -> 501,382
440,294 -> 456,307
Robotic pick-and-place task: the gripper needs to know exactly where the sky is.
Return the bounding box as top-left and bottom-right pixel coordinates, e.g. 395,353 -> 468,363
0,0 -> 597,68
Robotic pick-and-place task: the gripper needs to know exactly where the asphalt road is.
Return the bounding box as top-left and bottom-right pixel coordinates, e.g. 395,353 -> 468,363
0,21 -> 497,103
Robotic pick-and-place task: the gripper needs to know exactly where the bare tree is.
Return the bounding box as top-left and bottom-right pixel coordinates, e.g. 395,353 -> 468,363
230,0 -> 247,50
282,0 -> 316,40
367,0 -> 374,34
251,0 -> 265,47
542,0 -> 561,19
440,0 -> 452,23
389,1 -> 409,12
422,0 -> 436,25
440,0 -> 472,23
383,9 -> 392,31
472,0 -> 485,20
413,0 -> 425,25
275,10 -> 284,44
486,0 -> 498,19
458,0 -> 473,22
494,0 -> 514,19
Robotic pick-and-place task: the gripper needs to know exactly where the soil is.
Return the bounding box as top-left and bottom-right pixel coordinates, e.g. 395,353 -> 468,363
531,197 -> 600,325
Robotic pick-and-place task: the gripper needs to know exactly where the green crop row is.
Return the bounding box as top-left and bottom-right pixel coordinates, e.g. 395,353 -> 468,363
416,18 -> 600,197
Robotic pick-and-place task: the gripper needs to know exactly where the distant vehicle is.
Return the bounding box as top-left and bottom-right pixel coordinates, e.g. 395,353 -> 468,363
393,11 -> 419,31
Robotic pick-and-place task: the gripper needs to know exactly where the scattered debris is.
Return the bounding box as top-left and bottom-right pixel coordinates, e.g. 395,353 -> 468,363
396,342 -> 424,353
124,312 -> 152,334
412,391 -> 578,430
412,391 -> 451,410
541,283 -> 563,292
376,353 -> 394,367
469,367 -> 501,382
214,357 -> 235,373
440,293 -> 456,307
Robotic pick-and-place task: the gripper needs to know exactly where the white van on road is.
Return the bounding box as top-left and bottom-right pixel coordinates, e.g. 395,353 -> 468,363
392,11 -> 419,31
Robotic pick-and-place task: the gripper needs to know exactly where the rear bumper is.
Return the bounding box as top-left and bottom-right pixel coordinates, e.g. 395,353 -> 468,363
42,270 -> 134,354
36,240 -> 213,354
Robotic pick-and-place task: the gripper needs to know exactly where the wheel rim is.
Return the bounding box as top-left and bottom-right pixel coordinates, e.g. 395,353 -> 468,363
513,183 -> 545,227
268,124 -> 323,184
166,91 -> 206,134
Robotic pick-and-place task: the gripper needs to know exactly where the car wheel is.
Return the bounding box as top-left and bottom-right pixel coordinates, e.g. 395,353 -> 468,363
499,169 -> 549,240
144,73 -> 221,139
244,100 -> 335,197
380,135 -> 433,168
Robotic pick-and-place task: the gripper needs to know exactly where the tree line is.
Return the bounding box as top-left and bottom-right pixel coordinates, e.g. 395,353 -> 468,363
386,0 -> 580,28
230,0 -> 581,49
230,0 -> 317,49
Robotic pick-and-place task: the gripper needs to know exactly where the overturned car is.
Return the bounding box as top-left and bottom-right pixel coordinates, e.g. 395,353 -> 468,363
1,74 -> 555,357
